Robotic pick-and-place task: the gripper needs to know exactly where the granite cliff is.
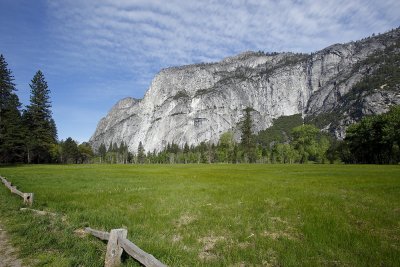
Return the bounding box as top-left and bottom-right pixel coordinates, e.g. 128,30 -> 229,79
90,28 -> 400,152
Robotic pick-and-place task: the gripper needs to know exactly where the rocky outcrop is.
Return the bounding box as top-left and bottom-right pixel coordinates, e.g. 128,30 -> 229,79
90,28 -> 400,152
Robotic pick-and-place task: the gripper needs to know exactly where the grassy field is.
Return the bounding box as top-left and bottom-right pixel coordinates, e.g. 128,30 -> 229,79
0,164 -> 399,266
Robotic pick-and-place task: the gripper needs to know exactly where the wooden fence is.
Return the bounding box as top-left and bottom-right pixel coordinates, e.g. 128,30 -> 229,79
1,175 -> 165,266
0,176 -> 34,205
85,227 -> 167,267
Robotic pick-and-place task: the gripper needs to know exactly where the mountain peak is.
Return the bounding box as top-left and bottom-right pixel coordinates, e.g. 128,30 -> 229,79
90,29 -> 400,152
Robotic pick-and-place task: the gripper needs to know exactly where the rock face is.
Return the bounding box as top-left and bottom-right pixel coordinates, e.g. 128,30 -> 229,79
90,28 -> 400,152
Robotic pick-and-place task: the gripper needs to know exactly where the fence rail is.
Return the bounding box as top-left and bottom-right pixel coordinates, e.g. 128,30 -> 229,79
85,227 -> 167,267
85,227 -> 110,241
1,175 -> 165,266
0,176 -> 34,205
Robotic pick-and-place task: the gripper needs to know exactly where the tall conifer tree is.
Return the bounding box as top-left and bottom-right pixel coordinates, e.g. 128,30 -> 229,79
24,70 -> 57,163
0,54 -> 24,163
137,141 -> 145,164
240,107 -> 257,163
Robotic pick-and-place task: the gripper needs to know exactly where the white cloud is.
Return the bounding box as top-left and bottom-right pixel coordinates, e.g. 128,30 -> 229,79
45,0 -> 400,97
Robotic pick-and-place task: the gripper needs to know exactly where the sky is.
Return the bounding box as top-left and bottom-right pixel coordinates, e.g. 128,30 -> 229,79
0,0 -> 399,143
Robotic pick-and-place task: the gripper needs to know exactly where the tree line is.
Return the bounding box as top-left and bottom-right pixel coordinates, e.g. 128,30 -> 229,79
2,52 -> 399,165
93,106 -> 400,165
0,54 -> 57,163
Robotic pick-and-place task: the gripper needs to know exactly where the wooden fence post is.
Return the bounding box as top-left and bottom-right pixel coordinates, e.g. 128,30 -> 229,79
23,193 -> 34,206
105,228 -> 128,267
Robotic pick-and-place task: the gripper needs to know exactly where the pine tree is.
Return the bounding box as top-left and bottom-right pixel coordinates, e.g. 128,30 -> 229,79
61,137 -> 79,164
240,107 -> 256,162
119,141 -> 128,164
107,142 -> 113,153
113,142 -> 118,152
24,70 -> 57,163
48,118 -> 58,142
137,141 -> 145,164
183,142 -> 190,153
0,54 -> 24,163
98,143 -> 107,163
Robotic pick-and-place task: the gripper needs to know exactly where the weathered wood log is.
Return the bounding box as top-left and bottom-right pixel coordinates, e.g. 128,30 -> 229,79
86,227 -> 167,267
119,236 -> 167,267
20,208 -> 56,216
0,176 -> 34,205
105,229 -> 128,267
13,187 -> 25,198
2,179 -> 13,191
85,227 -> 110,241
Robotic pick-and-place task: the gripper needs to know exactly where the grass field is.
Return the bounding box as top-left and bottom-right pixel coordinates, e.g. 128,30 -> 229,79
0,164 -> 399,266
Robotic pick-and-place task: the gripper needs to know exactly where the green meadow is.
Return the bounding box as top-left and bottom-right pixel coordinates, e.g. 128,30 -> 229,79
0,164 -> 399,266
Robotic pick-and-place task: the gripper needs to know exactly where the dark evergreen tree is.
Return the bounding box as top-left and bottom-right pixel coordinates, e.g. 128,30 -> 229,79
107,142 -> 113,153
137,141 -> 145,164
240,107 -> 256,162
0,54 -> 25,163
113,142 -> 118,152
61,137 -> 79,163
98,143 -> 107,163
232,144 -> 239,163
118,141 -> 128,164
24,70 -> 57,163
48,118 -> 58,142
169,142 -> 180,154
183,142 -> 190,153
183,142 -> 190,163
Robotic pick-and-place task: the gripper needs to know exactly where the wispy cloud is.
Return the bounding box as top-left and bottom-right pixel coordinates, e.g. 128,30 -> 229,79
47,0 -> 400,71
10,0 -> 397,141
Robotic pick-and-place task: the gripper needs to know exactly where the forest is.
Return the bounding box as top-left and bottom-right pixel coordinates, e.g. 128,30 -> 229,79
93,106 -> 400,165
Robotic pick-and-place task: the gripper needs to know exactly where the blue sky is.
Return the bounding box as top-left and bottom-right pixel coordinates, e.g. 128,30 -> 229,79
1,0 -> 399,142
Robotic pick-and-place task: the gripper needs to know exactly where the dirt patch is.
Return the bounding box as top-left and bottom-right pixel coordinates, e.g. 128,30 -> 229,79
238,241 -> 250,249
0,223 -> 25,267
128,202 -> 143,212
175,213 -> 196,228
262,248 -> 278,266
73,229 -> 87,238
228,262 -> 247,267
198,251 -> 218,261
172,234 -> 182,243
270,217 -> 289,224
198,235 -> 225,261
262,230 -> 297,240
262,216 -> 301,241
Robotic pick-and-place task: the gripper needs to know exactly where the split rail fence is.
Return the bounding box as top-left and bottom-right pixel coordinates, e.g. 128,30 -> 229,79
1,175 -> 167,267
85,227 -> 167,267
0,176 -> 34,205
